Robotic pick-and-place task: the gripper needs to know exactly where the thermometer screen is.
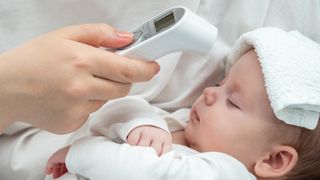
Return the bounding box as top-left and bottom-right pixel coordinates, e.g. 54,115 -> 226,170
154,12 -> 175,33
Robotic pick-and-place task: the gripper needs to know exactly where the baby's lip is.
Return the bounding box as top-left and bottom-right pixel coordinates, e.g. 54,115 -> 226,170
190,107 -> 200,123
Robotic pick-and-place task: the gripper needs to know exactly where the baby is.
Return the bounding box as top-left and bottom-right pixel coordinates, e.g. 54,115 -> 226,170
45,27 -> 320,180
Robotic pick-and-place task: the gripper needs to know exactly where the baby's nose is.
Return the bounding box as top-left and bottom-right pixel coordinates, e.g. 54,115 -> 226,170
203,87 -> 217,106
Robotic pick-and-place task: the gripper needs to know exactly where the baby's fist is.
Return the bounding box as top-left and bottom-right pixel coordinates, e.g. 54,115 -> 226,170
127,125 -> 172,156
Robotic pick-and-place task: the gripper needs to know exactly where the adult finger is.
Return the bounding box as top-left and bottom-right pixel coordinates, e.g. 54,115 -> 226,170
86,78 -> 131,100
71,100 -> 106,116
88,49 -> 160,83
52,23 -> 133,48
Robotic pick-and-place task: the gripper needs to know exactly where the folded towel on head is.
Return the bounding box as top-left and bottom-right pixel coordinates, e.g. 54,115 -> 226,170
228,27 -> 320,130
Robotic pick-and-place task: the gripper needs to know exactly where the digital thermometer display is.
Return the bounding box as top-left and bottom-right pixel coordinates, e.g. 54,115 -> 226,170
154,12 -> 175,33
116,6 -> 218,61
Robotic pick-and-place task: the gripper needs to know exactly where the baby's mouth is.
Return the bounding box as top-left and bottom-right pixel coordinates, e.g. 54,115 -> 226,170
190,108 -> 200,123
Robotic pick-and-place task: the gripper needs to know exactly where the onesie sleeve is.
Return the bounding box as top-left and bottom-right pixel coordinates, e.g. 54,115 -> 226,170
65,136 -> 256,180
89,96 -> 170,141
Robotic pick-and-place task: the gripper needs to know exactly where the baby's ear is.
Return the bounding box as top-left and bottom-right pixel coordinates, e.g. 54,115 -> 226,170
253,146 -> 298,178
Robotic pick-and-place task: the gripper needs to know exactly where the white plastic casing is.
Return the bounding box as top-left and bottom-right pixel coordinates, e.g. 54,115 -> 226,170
116,6 -> 218,61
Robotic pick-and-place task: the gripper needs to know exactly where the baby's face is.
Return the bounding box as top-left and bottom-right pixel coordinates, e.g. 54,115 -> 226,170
185,50 -> 278,167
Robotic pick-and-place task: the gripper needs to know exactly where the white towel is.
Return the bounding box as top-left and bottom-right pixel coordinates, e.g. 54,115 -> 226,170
228,27 -> 320,130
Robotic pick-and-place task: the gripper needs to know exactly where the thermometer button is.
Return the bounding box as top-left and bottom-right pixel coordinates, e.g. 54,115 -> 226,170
133,30 -> 143,42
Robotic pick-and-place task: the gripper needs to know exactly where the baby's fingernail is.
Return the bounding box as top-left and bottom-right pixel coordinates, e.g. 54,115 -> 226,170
117,31 -> 133,39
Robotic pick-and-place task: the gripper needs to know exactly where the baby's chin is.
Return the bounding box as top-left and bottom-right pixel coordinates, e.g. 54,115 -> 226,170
183,124 -> 200,151
184,122 -> 191,137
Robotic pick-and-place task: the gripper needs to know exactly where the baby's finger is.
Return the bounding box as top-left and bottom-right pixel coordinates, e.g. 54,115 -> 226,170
150,140 -> 163,156
45,166 -> 53,175
45,157 -> 55,174
161,142 -> 173,155
127,131 -> 141,145
52,165 -> 61,179
60,164 -> 68,177
137,134 -> 152,147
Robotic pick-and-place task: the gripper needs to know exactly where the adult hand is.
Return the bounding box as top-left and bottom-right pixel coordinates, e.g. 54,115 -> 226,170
0,24 -> 160,134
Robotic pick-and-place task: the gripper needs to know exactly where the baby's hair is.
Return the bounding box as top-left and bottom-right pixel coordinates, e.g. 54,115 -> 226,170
284,118 -> 320,180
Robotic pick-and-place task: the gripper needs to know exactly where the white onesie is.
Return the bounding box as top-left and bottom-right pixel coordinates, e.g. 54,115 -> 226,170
64,96 -> 256,180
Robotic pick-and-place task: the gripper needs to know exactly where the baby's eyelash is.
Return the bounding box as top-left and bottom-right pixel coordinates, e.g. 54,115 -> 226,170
227,99 -> 240,109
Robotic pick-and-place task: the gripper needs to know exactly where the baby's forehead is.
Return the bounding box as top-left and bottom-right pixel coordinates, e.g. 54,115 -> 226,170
228,51 -> 276,117
228,49 -> 261,78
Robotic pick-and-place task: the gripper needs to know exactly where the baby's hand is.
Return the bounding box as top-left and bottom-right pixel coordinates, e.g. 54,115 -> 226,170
127,125 -> 172,156
45,145 -> 71,179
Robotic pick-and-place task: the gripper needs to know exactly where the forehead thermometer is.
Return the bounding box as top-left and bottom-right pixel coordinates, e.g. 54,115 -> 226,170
116,6 -> 218,61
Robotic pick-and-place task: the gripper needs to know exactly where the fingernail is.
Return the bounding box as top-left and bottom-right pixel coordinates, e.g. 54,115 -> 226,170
116,31 -> 133,39
153,62 -> 161,74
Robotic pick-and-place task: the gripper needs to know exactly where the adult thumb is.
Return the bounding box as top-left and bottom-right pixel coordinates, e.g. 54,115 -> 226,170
52,23 -> 133,48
